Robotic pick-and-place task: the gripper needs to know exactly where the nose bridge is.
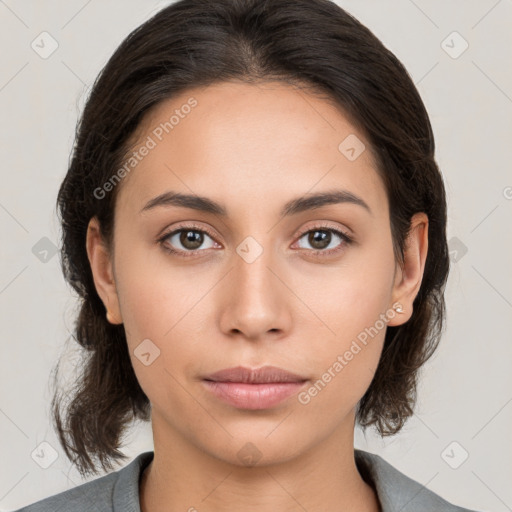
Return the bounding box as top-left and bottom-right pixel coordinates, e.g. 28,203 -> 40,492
236,243 -> 273,297
219,236 -> 289,339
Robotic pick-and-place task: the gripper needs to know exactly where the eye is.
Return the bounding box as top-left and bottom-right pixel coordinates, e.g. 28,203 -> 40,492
157,223 -> 219,257
157,222 -> 353,259
294,224 -> 353,257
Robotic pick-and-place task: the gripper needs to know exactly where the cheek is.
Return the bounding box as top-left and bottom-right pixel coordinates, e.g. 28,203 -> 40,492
298,296 -> 389,420
304,231 -> 395,341
113,248 -> 216,390
298,237 -> 395,408
114,238 -> 207,339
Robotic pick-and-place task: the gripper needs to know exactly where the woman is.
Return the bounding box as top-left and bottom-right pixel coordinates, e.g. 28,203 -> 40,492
14,0 -> 480,510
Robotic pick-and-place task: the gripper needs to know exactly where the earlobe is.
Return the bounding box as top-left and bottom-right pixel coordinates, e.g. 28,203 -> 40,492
86,217 -> 123,325
387,212 -> 429,327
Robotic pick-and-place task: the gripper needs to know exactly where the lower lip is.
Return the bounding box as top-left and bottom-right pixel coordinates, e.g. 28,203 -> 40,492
202,380 -> 307,410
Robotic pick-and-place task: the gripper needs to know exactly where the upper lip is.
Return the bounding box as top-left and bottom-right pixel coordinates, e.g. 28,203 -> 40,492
203,365 -> 308,384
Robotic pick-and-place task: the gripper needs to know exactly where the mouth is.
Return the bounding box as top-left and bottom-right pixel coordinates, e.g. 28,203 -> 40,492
202,365 -> 308,410
203,365 -> 308,384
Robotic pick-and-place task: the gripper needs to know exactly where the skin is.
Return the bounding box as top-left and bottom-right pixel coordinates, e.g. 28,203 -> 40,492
86,80 -> 428,512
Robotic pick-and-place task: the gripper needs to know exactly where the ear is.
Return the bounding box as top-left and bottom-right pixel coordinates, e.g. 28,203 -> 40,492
387,212 -> 429,327
86,216 -> 123,325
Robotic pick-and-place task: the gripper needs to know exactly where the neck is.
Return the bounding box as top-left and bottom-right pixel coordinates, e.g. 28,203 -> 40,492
140,412 -> 380,512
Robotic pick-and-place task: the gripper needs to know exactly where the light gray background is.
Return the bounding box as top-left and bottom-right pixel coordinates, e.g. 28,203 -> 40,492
1,1 -> 511,511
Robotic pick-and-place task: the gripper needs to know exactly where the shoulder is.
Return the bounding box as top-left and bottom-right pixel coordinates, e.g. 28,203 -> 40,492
355,449 -> 481,512
12,451 -> 154,512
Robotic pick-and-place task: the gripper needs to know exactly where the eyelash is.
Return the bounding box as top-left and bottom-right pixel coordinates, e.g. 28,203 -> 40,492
157,222 -> 353,259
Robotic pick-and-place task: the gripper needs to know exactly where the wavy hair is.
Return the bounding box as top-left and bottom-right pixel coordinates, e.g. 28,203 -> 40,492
51,0 -> 450,477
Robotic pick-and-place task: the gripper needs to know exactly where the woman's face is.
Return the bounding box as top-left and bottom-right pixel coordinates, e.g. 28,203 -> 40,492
88,80 -> 426,466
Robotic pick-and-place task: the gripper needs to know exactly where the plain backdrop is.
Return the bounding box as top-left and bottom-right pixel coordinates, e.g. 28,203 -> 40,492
1,1 -> 511,511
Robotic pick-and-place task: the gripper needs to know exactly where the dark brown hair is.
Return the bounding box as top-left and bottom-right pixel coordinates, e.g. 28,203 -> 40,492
51,0 -> 450,477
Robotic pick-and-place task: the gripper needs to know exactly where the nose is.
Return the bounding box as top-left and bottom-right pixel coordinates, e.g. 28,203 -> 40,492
218,243 -> 292,342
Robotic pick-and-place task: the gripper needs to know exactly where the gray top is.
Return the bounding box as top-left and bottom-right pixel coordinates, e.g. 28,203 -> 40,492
13,449 -> 479,511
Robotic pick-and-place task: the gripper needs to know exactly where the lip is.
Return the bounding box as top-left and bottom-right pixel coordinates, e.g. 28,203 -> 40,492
202,365 -> 309,410
203,365 -> 308,384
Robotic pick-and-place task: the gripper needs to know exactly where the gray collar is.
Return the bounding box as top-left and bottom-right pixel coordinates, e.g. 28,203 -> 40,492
111,450 -> 476,512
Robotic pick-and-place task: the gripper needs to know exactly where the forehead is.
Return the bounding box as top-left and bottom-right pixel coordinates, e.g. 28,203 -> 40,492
115,80 -> 387,219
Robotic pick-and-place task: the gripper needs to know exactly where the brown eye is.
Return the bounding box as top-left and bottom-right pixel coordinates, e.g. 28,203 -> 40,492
159,225 -> 218,256
306,230 -> 332,250
178,230 -> 204,250
295,226 -> 353,256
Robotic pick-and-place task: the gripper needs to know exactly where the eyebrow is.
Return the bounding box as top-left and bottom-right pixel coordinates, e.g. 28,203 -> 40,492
140,189 -> 372,217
